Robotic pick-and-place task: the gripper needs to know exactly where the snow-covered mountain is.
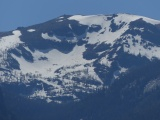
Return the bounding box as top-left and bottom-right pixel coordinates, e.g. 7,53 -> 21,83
0,13 -> 160,103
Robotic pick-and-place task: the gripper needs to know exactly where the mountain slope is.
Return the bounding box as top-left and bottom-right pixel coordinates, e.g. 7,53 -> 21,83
2,60 -> 160,120
0,13 -> 160,103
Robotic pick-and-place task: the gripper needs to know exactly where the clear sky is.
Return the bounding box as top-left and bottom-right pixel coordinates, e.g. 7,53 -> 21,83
0,0 -> 160,32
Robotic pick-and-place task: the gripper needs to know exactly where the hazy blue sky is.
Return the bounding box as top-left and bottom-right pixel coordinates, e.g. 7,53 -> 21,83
0,0 -> 160,31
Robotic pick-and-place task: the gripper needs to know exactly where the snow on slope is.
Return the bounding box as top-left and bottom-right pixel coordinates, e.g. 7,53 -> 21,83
42,33 -> 78,43
0,30 -> 23,68
12,45 -> 97,77
42,33 -> 61,42
123,34 -> 160,60
69,14 -> 160,46
114,14 -> 160,25
69,14 -> 160,26
10,43 -> 102,102
144,78 -> 160,93
0,30 -> 23,51
69,15 -> 107,26
27,29 -> 36,32
69,14 -> 160,60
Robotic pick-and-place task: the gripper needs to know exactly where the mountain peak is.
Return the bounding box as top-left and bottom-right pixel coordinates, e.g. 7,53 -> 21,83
68,13 -> 160,26
0,13 -> 160,103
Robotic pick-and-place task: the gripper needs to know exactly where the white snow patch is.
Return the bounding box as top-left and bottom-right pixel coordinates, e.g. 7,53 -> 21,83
12,45 -> 95,78
134,27 -> 144,32
59,17 -> 64,19
142,16 -> 160,25
46,98 -> 52,103
68,14 -> 160,46
144,79 -> 160,93
70,14 -> 130,45
68,15 -> 107,26
0,30 -> 23,51
11,44 -> 103,97
54,100 -> 62,104
30,89 -> 47,99
115,14 -> 160,25
97,51 -> 106,55
116,46 -> 121,51
99,55 -> 112,67
112,53 -> 117,58
119,67 -> 128,73
114,14 -> 140,26
42,33 -> 61,42
69,24 -> 72,29
113,67 -> 128,80
27,29 -> 36,32
42,33 -> 77,43
123,34 -> 160,60
57,20 -> 63,22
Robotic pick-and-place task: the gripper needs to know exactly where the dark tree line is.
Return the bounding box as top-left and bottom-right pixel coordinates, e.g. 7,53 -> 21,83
0,87 -> 15,120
